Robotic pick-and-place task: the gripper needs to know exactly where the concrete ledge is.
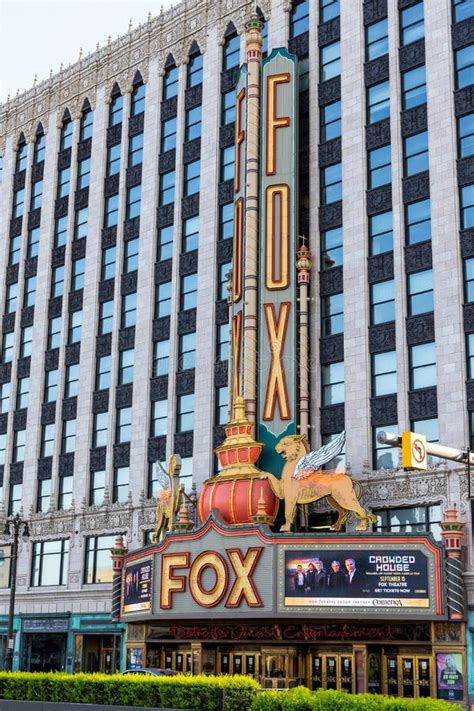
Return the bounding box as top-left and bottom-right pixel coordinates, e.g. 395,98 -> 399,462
0,702 -> 204,711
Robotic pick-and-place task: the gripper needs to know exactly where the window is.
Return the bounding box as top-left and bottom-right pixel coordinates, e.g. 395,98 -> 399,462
23,276 -> 36,308
322,361 -> 344,405
320,101 -> 341,142
161,117 -> 177,152
179,457 -> 193,483
223,33 -> 240,70
320,41 -> 340,82
455,45 -> 474,89
113,466 -> 129,503
408,269 -> 433,315
80,110 -> 93,141
48,317 -> 61,350
55,215 -> 68,247
367,81 -> 390,124
410,342 -> 436,390
62,418 -> 76,453
453,0 -> 474,22
116,406 -> 132,443
185,106 -> 202,142
60,120 -> 73,150
400,1 -> 424,45
8,483 -> 22,515
128,133 -> 143,167
37,479 -> 52,513
65,363 -> 80,398
96,355 -> 111,391
31,540 -> 69,586
89,470 -> 105,507
13,429 -> 26,463
107,144 -> 121,176
177,393 -> 194,432
369,211 -> 393,256
180,273 -> 198,310
74,207 -> 88,240
465,258 -> 474,302
178,332 -> 196,371
219,203 -> 234,240
461,184 -> 474,228
218,262 -> 232,300
44,369 -> 59,403
0,382 -> 10,414
222,90 -> 236,125
5,283 -> 18,314
68,310 -> 82,344
320,0 -> 339,23
406,198 -> 431,244
85,535 -> 116,584
216,386 -> 229,425
290,0 -> 309,38
373,424 -> 399,469
126,185 -> 141,219
368,144 -> 391,188
16,142 -> 28,172
59,474 -> 73,509
402,65 -> 427,110
51,265 -> 64,298
1,332 -> 14,363
158,225 -> 174,261
321,293 -> 343,336
27,226 -> 40,258
372,351 -> 397,396
155,281 -> 172,318
467,333 -> 474,378
321,163 -> 342,204
71,258 -> 85,292
151,399 -> 167,436
375,504 -> 441,539
9,234 -> 21,266
121,238 -> 138,274
30,180 -> 43,210
321,226 -> 343,269
182,216 -> 199,253
184,160 -> 200,196
121,292 -> 136,328
57,167 -> 70,198
216,324 -> 229,362
458,113 -> 474,158
411,418 -> 439,457
40,423 -> 55,458
99,300 -> 114,335
20,325 -> 33,358
109,94 -> 123,125
220,145 -> 235,182
13,189 -> 25,217
119,348 -> 134,385
77,158 -> 91,189
159,170 -> 175,206
0,433 -> 6,466
153,339 -> 170,377
404,131 -> 429,176
131,83 -> 146,116
366,18 -> 388,61
16,376 -> 29,409
163,64 -> 178,100
370,279 -> 395,324
187,52 -> 203,88
92,412 -> 108,448
104,194 -> 119,227
102,245 -> 116,281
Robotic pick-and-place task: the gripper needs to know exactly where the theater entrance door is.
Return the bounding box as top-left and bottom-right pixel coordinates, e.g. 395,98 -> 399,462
309,651 -> 355,693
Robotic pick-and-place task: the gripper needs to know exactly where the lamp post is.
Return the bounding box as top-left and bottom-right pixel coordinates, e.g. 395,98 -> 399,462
3,513 -> 29,671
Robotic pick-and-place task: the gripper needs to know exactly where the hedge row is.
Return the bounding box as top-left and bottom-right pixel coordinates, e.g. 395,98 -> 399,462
0,672 -> 259,711
250,688 -> 456,711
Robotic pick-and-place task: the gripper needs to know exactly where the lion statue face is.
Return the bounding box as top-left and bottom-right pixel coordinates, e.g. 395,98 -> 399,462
276,435 -> 309,462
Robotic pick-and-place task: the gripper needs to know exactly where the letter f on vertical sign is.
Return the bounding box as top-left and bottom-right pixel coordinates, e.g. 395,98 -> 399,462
266,73 -> 290,176
263,303 -> 291,421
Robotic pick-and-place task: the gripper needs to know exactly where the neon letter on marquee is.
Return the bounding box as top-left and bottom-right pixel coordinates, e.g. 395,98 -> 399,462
232,198 -> 244,302
234,88 -> 246,193
160,553 -> 189,609
226,547 -> 264,608
263,303 -> 291,421
266,73 -> 290,176
189,552 -> 229,608
265,184 -> 289,290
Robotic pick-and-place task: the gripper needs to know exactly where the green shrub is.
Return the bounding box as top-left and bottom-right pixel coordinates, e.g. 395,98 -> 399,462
251,689 -> 455,711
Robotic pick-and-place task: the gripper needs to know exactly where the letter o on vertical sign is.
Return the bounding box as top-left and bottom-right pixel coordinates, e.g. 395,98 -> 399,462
265,184 -> 289,290
189,551 -> 229,608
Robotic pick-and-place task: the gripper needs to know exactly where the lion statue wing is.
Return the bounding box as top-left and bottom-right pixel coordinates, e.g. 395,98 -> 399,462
293,430 -> 346,480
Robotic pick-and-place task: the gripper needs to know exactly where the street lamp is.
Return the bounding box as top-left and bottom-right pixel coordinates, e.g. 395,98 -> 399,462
3,513 -> 29,671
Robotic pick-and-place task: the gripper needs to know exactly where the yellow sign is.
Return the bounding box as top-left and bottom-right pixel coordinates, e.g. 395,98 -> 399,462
401,432 -> 427,470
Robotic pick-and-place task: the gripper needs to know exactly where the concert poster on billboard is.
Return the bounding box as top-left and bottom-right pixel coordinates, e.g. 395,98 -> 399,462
123,559 -> 153,614
436,653 -> 464,701
279,544 -> 438,615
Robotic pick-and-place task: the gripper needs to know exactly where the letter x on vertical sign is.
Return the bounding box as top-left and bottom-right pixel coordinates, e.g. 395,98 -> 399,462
263,303 -> 291,421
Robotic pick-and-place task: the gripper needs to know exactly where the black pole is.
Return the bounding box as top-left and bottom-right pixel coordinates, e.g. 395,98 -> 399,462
3,514 -> 28,672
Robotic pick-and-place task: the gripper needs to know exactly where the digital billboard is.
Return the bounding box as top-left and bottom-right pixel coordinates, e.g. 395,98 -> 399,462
123,559 -> 153,614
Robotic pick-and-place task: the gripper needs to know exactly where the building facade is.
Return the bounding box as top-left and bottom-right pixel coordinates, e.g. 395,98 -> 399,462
0,0 -> 473,696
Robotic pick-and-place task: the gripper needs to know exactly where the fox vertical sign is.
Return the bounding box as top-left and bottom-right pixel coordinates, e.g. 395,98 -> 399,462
258,49 -> 298,472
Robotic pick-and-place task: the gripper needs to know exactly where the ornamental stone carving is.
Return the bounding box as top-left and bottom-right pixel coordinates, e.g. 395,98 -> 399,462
319,201 -> 342,230
213,425 -> 226,448
215,300 -> 229,325
319,266 -> 343,296
10,217 -> 23,238
153,317 -> 170,341
155,260 -> 172,285
20,307 -> 35,329
399,39 -> 425,72
176,370 -> 195,396
13,170 -> 26,191
221,66 -> 240,93
452,17 -> 474,50
113,442 -> 130,467
72,237 -> 86,260
217,238 -> 232,264
214,359 -> 228,388
96,333 -> 112,357
405,240 -> 432,273
179,251 -> 198,276
318,76 -> 341,106
288,31 -> 309,58
104,174 -> 120,198
319,138 -> 341,168
366,118 -> 390,150
370,394 -> 398,426
106,123 -> 122,147
121,271 -> 138,295
218,180 -> 234,206
178,309 -> 196,335
185,84 -> 203,110
129,112 -> 145,136
38,457 -> 53,480
161,97 -> 178,122
150,376 -> 168,401
454,86 -> 474,117
367,252 -> 394,283
6,264 -> 19,285
65,342 -> 81,365
466,380 -> 474,410
363,469 -> 448,509
52,246 -> 66,267
13,409 -> 28,431
30,515 -> 75,537
48,296 -> 63,319
101,226 -> 117,247
24,257 -> 38,278
369,322 -> 396,353
0,414 -> 7,435
126,164 -> 142,188
174,431 -> 194,457
148,436 -> 166,463
93,390 -> 109,414
363,0 -> 387,25
320,334 -> 344,365
41,402 -> 56,425
364,55 -> 389,88
318,18 -> 340,48
401,105 -> 427,137
118,327 -> 135,351
408,386 -> 438,420
31,162 -> 44,182
457,156 -> 474,187
220,124 -> 235,149
183,138 -> 201,165
403,171 -> 430,203
62,397 -> 77,421
90,446 -> 106,471
461,229 -> 474,258
159,150 -> 176,174
99,278 -> 115,302
10,462 -> 24,484
157,203 -> 175,228
57,148 -> 72,171
55,196 -> 69,219
367,185 -> 392,215
80,509 -> 131,533
59,452 -> 74,475
124,216 -> 140,240
0,363 -> 11,385
320,404 -> 345,435
116,384 -> 133,409
406,313 -> 435,345
68,289 -> 83,313
2,313 -> 15,334
77,137 -> 92,161
465,303 -> 474,334
16,356 -> 31,379
45,349 -> 59,371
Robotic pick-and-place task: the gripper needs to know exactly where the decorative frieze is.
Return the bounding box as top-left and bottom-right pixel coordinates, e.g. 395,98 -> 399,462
406,313 -> 435,345
319,335 -> 344,365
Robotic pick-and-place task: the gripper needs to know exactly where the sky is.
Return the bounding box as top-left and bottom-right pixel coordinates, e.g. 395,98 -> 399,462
0,0 -> 177,103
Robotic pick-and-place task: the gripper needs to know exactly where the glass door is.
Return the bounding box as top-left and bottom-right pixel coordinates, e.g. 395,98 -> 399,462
385,654 -> 432,698
309,653 -> 354,692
